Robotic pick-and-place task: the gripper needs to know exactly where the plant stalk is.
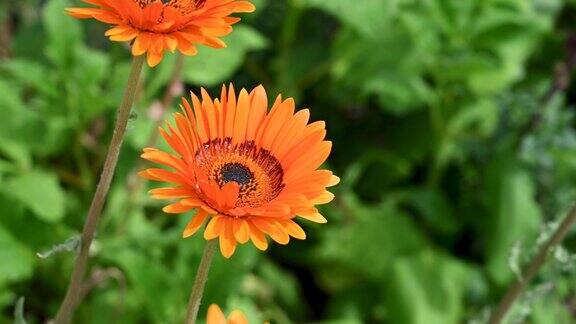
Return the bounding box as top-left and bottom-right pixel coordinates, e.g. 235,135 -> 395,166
488,203 -> 576,324
185,239 -> 218,324
54,54 -> 146,324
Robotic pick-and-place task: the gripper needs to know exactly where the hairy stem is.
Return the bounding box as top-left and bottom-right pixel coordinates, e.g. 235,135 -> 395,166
488,204 -> 576,324
54,55 -> 146,324
185,239 -> 218,324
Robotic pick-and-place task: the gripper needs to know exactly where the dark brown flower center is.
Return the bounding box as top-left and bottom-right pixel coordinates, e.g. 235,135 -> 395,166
196,138 -> 285,208
220,163 -> 253,186
134,0 -> 206,12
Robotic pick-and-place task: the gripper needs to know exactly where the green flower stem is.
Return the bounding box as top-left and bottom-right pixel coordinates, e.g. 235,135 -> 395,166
54,54 -> 146,324
185,239 -> 218,324
488,203 -> 576,324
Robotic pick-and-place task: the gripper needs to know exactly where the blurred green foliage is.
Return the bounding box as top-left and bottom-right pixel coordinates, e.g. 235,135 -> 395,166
1,0 -> 576,323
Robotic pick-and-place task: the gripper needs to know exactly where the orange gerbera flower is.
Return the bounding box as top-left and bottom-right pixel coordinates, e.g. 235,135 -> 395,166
207,304 -> 248,324
66,0 -> 255,67
140,85 -> 338,257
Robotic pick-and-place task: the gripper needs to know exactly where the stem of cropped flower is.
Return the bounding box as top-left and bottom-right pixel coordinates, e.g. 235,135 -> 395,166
185,239 -> 218,324
488,203 -> 576,324
54,54 -> 146,324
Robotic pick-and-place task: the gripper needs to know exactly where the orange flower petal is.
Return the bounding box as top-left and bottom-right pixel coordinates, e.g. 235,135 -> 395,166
148,187 -> 191,199
207,304 -> 227,324
221,182 -> 240,209
182,210 -> 209,238
298,211 -> 328,224
204,215 -> 225,240
232,218 -> 250,244
251,218 -> 289,245
228,310 -> 249,324
219,219 -> 237,258
233,1 -> 256,12
279,219 -> 306,240
139,168 -> 189,185
260,98 -> 295,150
310,191 -> 335,205
246,219 -> 268,251
146,50 -> 165,67
163,202 -> 195,214
132,33 -> 152,56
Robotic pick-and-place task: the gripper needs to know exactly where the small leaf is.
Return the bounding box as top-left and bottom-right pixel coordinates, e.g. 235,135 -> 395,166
484,157 -> 541,285
129,111 -> 139,121
13,297 -> 26,324
37,235 -> 81,259
0,226 -> 34,286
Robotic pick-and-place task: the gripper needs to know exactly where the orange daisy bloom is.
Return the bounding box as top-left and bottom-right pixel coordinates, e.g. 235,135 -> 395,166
207,304 -> 248,324
140,85 -> 338,257
66,0 -> 255,67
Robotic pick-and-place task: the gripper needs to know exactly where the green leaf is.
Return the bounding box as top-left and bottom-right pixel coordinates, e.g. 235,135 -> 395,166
4,170 -> 66,223
531,296 -> 574,324
446,99 -> 499,138
0,290 -> 13,311
42,0 -> 83,66
384,251 -> 472,324
0,141 -> 32,171
484,157 -> 542,285
329,28 -> 431,114
0,76 -> 66,162
0,78 -> 32,168
0,226 -> 35,287
71,47 -> 114,123
302,0 -> 391,38
0,59 -> 58,98
406,187 -> 459,235
318,197 -> 426,282
104,249 -> 174,323
341,149 -> 412,194
182,25 -> 268,86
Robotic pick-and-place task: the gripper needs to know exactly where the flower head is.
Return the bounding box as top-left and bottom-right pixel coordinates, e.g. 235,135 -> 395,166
140,85 -> 338,257
207,304 -> 247,324
66,0 -> 255,66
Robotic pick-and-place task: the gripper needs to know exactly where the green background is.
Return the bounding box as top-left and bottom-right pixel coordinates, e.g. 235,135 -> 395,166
1,0 -> 576,323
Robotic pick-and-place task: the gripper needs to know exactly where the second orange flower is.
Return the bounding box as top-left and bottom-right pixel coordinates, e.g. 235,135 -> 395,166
140,85 -> 338,257
67,0 -> 255,66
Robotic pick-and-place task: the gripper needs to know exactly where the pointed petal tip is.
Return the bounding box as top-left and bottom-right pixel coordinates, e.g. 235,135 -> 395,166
328,175 -> 340,186
235,2 -> 256,13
